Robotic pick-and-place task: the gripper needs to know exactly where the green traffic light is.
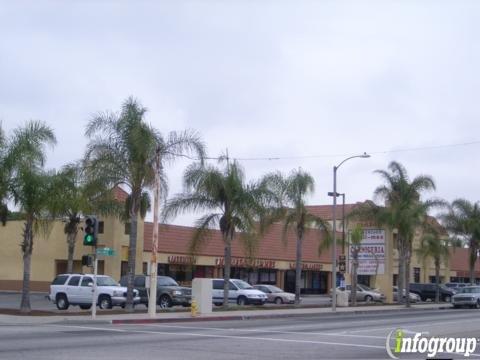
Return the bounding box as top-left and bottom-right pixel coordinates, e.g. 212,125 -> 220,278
84,234 -> 95,246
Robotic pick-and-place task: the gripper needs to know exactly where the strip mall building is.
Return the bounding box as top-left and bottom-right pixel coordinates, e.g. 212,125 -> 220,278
0,188 -> 477,302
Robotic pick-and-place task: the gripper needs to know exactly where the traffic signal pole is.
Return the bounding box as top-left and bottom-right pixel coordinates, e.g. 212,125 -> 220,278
91,254 -> 98,320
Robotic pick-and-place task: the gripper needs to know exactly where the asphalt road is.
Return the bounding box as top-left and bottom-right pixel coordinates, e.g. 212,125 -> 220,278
1,309 -> 479,359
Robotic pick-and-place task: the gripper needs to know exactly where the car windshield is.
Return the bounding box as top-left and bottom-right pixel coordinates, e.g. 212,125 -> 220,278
159,277 -> 179,286
266,285 -> 284,293
460,287 -> 480,293
358,284 -> 372,291
96,276 -> 118,286
232,280 -> 253,289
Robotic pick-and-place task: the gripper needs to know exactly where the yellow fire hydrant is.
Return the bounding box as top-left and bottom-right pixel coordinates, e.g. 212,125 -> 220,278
191,299 -> 198,317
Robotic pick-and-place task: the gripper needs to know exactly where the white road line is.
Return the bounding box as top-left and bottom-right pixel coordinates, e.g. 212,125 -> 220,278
137,323 -> 386,339
334,319 -> 469,334
45,324 -> 385,350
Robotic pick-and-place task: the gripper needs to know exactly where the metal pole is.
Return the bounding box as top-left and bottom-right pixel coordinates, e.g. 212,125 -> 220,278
92,255 -> 98,320
332,166 -> 337,312
148,149 -> 161,317
342,193 -> 345,254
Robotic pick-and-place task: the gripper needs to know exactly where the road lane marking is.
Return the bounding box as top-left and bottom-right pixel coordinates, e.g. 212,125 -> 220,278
45,324 -> 385,350
137,323 -> 386,339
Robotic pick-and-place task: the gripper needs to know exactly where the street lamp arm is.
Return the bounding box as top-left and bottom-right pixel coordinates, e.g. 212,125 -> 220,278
335,153 -> 370,170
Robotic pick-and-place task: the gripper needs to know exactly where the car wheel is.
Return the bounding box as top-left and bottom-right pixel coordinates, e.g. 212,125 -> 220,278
444,295 -> 452,303
274,297 -> 283,305
56,294 -> 69,310
364,295 -> 373,303
98,295 -> 112,309
237,296 -> 248,306
213,302 -> 222,306
79,304 -> 92,310
475,300 -> 480,309
453,304 -> 460,309
158,295 -> 172,309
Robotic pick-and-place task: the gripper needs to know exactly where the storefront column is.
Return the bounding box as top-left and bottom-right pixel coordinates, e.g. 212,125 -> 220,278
277,270 -> 285,289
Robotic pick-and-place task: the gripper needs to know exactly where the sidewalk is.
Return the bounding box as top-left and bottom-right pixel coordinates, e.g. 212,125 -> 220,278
0,303 -> 452,326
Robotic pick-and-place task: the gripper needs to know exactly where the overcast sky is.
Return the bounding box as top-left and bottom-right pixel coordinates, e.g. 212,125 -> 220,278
1,1 -> 479,225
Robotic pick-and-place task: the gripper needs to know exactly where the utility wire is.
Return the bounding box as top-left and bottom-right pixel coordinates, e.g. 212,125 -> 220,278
175,140 -> 480,162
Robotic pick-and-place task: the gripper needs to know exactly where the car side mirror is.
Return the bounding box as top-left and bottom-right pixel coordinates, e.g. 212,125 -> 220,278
87,282 -> 93,287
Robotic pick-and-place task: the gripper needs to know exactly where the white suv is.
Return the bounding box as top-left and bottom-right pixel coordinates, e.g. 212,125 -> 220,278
49,273 -> 140,310
212,278 -> 268,306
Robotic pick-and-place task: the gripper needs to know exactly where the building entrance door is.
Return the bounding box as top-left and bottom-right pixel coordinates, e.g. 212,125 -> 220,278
284,270 -> 296,293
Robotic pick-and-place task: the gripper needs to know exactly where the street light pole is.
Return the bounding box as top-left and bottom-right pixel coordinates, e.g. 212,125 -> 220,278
331,153 -> 370,312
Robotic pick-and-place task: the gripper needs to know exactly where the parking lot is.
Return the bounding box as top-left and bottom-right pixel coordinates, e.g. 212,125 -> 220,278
0,292 -> 332,313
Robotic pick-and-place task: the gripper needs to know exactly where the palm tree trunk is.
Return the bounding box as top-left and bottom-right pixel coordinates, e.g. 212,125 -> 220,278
352,251 -> 358,306
20,219 -> 33,313
397,238 -> 405,305
469,248 -> 477,284
223,233 -> 232,308
404,244 -> 412,308
125,190 -> 140,312
295,231 -> 303,305
66,231 -> 77,274
434,258 -> 440,303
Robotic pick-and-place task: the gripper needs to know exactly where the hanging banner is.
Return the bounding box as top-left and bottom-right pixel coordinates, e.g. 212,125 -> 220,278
349,229 -> 385,275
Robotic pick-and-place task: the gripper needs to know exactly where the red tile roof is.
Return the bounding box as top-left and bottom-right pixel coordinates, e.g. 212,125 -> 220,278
144,222 -> 336,263
112,186 -> 129,203
449,247 -> 480,274
306,203 -> 363,220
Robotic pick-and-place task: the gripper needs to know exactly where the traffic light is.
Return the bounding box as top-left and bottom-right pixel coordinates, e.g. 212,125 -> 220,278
83,215 -> 98,246
81,255 -> 93,267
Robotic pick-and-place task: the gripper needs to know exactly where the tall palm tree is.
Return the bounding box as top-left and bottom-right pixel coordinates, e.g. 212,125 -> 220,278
50,163 -> 122,274
8,121 -> 56,313
349,224 -> 364,306
349,161 -> 441,307
163,159 -> 272,307
85,97 -> 205,310
441,199 -> 480,284
262,169 -> 330,305
415,220 -> 451,303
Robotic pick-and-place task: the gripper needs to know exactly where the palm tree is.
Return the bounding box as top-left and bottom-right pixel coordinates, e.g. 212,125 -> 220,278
415,220 -> 451,303
441,199 -> 480,284
262,169 -> 330,305
50,163 -> 122,274
349,224 -> 364,306
349,161 -> 441,307
8,121 -> 56,313
163,159 -> 272,307
85,97 -> 205,310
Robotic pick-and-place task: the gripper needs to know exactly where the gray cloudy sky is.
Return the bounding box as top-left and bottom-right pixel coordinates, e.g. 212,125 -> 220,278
1,1 -> 479,225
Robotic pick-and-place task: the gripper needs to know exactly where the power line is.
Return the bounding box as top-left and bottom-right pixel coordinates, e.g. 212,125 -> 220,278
177,139 -> 480,162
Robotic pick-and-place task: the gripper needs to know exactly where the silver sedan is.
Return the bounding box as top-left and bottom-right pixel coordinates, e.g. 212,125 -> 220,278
253,285 -> 297,304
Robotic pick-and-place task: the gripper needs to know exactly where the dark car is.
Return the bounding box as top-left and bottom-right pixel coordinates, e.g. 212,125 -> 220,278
120,275 -> 191,309
409,283 -> 455,302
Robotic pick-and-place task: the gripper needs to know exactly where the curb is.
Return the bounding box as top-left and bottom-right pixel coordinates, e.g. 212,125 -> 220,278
111,305 -> 451,325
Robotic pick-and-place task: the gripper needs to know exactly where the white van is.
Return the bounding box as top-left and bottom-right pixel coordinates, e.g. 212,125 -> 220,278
212,278 -> 268,306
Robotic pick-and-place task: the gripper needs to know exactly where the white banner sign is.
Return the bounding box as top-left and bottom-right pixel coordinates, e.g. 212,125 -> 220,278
349,229 -> 385,275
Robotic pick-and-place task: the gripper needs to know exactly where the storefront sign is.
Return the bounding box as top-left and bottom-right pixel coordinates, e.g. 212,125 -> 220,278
167,255 -> 196,265
349,228 -> 385,275
289,262 -> 323,271
214,257 -> 276,269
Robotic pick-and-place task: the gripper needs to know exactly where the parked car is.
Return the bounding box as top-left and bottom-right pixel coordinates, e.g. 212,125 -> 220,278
408,283 -> 455,302
336,284 -> 386,303
445,282 -> 470,290
253,284 -> 297,304
393,286 -> 421,303
119,275 -> 191,309
452,286 -> 480,308
49,273 -> 139,310
212,279 -> 267,306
